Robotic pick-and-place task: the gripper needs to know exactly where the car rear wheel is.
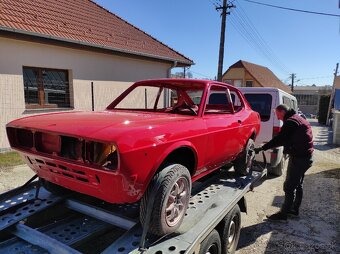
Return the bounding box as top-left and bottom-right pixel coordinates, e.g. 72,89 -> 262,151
140,164 -> 191,236
233,139 -> 255,176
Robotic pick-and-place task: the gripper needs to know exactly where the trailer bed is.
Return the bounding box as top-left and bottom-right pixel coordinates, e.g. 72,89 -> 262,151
0,167 -> 266,254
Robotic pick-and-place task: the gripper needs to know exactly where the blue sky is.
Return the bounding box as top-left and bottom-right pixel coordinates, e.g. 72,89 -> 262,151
96,0 -> 340,86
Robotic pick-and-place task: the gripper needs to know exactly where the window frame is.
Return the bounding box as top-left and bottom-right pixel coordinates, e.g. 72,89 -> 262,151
23,66 -> 70,109
203,84 -> 235,115
245,80 -> 253,87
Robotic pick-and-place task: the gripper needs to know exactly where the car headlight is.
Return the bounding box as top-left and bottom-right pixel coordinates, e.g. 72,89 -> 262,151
86,142 -> 118,170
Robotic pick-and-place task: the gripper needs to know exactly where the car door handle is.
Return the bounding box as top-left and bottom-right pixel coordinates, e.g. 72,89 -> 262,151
238,120 -> 242,124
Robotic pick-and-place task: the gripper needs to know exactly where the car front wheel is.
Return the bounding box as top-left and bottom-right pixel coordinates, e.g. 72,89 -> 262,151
140,164 -> 191,236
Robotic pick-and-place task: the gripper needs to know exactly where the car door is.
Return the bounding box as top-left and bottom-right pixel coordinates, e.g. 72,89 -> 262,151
202,85 -> 242,172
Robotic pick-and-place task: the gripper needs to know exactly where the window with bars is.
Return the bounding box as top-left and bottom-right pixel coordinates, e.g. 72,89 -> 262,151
23,67 -> 71,109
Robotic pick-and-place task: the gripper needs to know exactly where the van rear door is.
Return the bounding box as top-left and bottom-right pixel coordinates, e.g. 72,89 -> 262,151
243,93 -> 274,144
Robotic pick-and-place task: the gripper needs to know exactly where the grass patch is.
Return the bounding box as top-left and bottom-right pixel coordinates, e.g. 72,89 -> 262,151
0,151 -> 24,168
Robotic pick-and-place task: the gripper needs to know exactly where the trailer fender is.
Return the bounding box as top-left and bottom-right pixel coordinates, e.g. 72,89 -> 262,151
238,197 -> 247,214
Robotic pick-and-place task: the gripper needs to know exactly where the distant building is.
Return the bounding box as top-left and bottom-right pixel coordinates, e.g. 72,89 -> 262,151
333,76 -> 340,110
222,60 -> 291,93
331,76 -> 340,145
293,85 -> 332,114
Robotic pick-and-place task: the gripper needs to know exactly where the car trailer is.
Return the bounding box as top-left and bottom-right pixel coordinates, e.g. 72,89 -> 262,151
0,156 -> 266,254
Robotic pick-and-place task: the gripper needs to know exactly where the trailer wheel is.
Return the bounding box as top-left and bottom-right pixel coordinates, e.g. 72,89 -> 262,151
199,229 -> 222,254
221,205 -> 241,254
140,164 -> 191,236
40,178 -> 70,195
233,139 -> 255,176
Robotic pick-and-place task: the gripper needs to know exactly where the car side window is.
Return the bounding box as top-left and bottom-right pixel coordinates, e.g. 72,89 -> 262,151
205,86 -> 232,114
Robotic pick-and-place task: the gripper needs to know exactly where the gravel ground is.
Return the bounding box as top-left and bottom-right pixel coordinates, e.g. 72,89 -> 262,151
0,119 -> 339,254
0,164 -> 35,193
237,119 -> 340,254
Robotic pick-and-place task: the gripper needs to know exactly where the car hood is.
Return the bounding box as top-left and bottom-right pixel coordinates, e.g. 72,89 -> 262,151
7,110 -> 195,141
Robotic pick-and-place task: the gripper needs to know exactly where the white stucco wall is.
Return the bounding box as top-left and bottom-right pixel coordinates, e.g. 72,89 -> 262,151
0,37 -> 172,150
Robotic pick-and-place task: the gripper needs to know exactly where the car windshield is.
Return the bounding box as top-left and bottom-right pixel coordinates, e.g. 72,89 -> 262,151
110,83 -> 205,116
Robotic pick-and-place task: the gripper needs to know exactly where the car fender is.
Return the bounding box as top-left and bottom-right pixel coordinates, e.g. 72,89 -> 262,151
146,141 -> 199,185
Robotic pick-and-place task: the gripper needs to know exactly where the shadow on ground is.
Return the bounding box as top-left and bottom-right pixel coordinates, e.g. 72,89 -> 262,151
237,167 -> 340,254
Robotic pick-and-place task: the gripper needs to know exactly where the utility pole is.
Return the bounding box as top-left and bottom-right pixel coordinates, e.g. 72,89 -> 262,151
216,0 -> 235,81
290,73 -> 296,92
326,63 -> 339,125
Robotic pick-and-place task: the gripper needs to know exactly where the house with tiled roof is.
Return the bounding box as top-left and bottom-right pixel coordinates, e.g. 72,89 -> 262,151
222,60 -> 291,93
0,0 -> 193,150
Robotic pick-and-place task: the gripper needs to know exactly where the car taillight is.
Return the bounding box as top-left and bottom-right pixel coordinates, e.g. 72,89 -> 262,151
273,126 -> 281,137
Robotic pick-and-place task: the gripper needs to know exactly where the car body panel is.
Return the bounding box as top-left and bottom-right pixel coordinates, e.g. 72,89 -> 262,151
7,79 -> 260,203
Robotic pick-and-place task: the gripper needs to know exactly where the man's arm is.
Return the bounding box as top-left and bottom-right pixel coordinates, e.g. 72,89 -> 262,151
261,120 -> 298,151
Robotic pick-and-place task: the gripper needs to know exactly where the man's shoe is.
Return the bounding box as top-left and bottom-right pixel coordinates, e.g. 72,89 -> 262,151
287,209 -> 299,217
266,212 -> 287,221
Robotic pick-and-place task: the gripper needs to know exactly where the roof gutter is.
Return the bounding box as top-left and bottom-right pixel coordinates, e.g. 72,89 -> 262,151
0,26 -> 194,66
167,61 -> 178,78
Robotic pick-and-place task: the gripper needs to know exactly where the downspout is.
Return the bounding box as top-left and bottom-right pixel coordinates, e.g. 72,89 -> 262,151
164,61 -> 178,107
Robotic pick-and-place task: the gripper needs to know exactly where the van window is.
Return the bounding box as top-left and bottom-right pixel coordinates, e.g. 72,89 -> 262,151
283,96 -> 292,108
244,94 -> 272,122
292,100 -> 297,111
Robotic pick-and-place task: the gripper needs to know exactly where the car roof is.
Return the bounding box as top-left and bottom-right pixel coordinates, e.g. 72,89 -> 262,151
134,79 -> 234,89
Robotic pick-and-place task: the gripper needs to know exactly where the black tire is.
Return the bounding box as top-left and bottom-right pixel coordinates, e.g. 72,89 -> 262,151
269,157 -> 286,176
233,139 -> 255,176
140,164 -> 191,236
40,178 -> 71,195
199,229 -> 222,254
220,205 -> 241,254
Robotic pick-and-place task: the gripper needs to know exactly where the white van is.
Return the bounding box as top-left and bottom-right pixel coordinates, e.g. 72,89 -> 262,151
238,87 -> 298,176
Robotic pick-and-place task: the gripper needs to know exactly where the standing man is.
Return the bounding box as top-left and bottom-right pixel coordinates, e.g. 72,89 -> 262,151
254,104 -> 314,220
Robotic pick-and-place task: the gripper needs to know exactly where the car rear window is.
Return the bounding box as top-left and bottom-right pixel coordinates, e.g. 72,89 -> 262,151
244,94 -> 272,122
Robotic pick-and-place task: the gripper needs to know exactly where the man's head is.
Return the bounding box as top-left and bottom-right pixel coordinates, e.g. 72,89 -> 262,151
275,104 -> 290,121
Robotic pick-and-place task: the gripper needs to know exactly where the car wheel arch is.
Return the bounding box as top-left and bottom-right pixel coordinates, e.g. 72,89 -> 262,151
148,142 -> 198,183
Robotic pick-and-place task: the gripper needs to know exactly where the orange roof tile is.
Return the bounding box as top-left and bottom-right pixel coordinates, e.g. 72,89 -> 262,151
224,60 -> 291,93
0,0 -> 193,65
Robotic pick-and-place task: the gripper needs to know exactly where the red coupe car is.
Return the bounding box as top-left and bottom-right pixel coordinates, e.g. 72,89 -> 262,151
6,79 -> 260,235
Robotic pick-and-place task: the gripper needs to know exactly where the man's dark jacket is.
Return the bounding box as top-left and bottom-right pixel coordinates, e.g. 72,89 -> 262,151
262,109 -> 314,157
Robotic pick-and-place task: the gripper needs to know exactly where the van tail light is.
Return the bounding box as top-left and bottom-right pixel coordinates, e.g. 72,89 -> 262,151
273,126 -> 281,137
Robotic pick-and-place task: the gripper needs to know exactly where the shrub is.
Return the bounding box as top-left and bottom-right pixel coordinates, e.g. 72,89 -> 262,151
318,95 -> 330,124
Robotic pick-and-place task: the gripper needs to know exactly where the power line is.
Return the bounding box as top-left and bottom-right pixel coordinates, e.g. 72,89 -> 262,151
298,75 -> 333,80
243,0 -> 340,18
234,1 -> 291,73
190,70 -> 213,79
228,1 -> 290,75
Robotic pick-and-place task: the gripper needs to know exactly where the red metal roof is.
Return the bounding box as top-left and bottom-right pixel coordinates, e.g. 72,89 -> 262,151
0,0 -> 193,65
